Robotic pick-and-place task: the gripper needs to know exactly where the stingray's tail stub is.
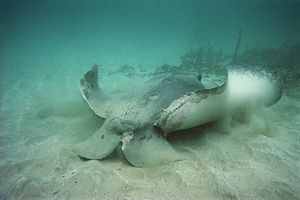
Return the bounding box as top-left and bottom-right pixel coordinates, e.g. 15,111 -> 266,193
80,64 -> 108,118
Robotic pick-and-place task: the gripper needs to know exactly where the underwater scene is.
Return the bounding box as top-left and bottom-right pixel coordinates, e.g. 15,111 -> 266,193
1,0 -> 300,199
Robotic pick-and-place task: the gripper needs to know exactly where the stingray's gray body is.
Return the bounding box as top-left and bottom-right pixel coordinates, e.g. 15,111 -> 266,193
75,64 -> 282,167
75,65 -> 205,166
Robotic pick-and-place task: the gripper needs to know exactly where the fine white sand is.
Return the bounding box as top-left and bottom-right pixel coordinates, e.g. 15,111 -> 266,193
0,59 -> 299,199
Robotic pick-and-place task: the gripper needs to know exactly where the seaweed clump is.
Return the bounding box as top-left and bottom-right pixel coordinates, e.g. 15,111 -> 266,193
179,47 -> 227,74
116,64 -> 136,76
153,47 -> 227,76
109,64 -> 136,77
153,64 -> 181,75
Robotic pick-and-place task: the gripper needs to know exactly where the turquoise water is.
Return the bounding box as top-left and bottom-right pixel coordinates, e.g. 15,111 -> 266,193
1,0 -> 300,199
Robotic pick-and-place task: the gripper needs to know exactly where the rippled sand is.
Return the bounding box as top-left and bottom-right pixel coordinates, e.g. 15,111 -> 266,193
1,63 -> 299,200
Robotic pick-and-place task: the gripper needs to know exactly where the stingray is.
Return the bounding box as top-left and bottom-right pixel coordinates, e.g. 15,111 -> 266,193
74,64 -> 282,167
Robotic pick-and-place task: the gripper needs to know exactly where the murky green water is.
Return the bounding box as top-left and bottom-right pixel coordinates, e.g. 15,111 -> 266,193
1,1 -> 300,199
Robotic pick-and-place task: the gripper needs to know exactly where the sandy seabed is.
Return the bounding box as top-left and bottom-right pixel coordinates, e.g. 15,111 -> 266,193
0,60 -> 300,200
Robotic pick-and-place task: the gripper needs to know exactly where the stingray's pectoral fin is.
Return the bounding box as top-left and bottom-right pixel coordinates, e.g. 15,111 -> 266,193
122,128 -> 183,167
80,64 -> 108,118
155,79 -> 228,135
74,127 -> 121,160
